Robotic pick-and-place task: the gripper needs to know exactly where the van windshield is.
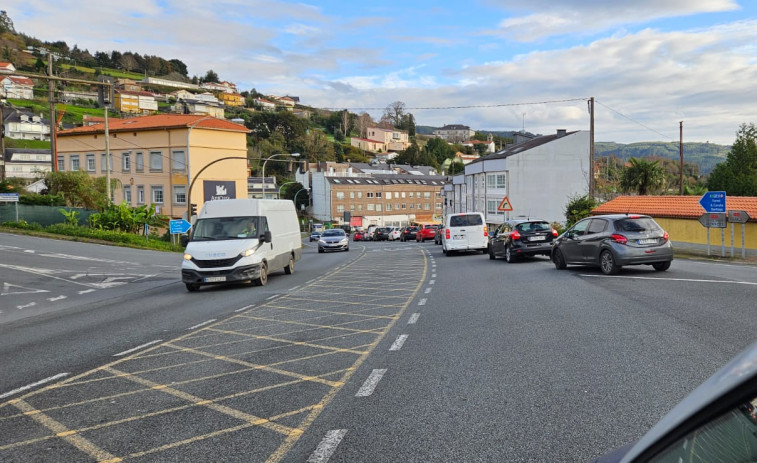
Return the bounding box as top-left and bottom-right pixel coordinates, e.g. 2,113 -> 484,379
192,217 -> 261,240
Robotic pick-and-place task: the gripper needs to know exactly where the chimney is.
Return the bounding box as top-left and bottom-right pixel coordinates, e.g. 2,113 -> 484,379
557,129 -> 567,138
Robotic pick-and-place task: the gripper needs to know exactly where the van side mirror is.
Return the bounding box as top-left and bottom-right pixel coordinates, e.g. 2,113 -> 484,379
263,230 -> 272,243
180,235 -> 189,247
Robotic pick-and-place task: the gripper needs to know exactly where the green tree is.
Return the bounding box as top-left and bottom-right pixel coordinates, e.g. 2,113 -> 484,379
707,123 -> 757,195
43,171 -> 109,209
620,157 -> 666,195
203,69 -> 219,83
425,137 -> 455,165
563,194 -> 598,228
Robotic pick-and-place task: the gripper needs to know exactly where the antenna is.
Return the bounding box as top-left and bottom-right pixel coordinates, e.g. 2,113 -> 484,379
522,113 -> 525,132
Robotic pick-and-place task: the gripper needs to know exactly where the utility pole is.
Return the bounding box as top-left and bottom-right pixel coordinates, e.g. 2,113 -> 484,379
588,97 -> 595,198
105,105 -> 111,202
47,53 -> 57,172
679,121 -> 684,195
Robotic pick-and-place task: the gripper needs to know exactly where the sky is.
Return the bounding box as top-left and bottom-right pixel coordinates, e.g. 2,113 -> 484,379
4,0 -> 757,145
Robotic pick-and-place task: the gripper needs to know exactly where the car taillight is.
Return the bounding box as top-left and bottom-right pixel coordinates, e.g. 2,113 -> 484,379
445,228 -> 450,239
662,231 -> 669,242
552,229 -> 558,237
511,230 -> 521,240
610,234 -> 628,244
484,226 -> 488,237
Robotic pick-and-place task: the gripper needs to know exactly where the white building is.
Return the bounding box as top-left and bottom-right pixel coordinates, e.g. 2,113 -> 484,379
2,108 -> 50,141
433,124 -> 475,143
443,129 -> 590,226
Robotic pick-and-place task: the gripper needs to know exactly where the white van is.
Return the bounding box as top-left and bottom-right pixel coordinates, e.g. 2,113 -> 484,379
441,212 -> 488,255
181,199 -> 302,291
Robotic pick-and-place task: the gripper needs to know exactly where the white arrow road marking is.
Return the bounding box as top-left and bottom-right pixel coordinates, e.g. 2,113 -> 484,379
0,373 -> 70,399
2,282 -> 49,296
307,429 -> 348,463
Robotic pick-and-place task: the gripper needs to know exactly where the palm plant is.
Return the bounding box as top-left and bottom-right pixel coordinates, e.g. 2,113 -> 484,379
620,157 -> 665,195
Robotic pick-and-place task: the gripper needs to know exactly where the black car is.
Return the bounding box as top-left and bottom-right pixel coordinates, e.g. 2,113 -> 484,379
373,227 -> 391,241
399,225 -> 419,242
488,219 -> 557,262
551,214 -> 673,275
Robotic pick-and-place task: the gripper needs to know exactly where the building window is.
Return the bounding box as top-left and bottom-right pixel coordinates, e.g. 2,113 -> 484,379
100,153 -> 113,172
135,152 -> 144,172
57,157 -> 65,171
123,185 -> 132,204
357,191 -> 362,198
70,155 -> 80,171
367,192 -> 374,198
409,203 -> 414,209
336,205 -> 344,213
435,202 -> 442,210
171,150 -> 186,172
86,154 -> 95,171
386,192 -> 392,200
349,191 -> 355,199
151,186 -> 164,204
423,192 -> 431,199
487,200 -> 504,215
416,203 -> 421,210
401,192 -> 406,198
402,203 -> 407,209
386,203 -> 392,211
376,204 -> 382,212
424,203 -> 431,210
122,152 -> 131,172
487,173 -> 507,189
174,185 -> 186,204
376,192 -> 382,198
336,191 -> 345,199
137,186 -> 145,204
357,205 -> 363,211
350,204 -> 355,211
150,152 -> 163,172
367,204 -> 374,211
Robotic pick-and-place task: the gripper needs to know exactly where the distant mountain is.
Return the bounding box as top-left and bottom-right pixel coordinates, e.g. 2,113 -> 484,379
595,141 -> 730,174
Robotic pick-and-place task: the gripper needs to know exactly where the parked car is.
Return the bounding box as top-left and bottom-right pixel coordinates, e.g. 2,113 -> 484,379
595,338 -> 757,462
388,227 -> 402,241
365,225 -> 378,241
416,224 -> 439,242
318,228 -> 349,253
309,230 -> 322,242
551,214 -> 673,275
441,212 -> 488,255
400,225 -> 419,242
373,227 -> 391,241
353,230 -> 365,241
488,219 -> 558,262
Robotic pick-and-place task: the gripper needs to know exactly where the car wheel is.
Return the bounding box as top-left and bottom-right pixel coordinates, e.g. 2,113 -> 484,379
552,249 -> 567,270
284,254 -> 294,275
253,262 -> 268,286
185,283 -> 200,292
653,261 -> 671,271
318,248 -> 324,253
488,247 -> 495,260
600,250 -> 620,275
505,245 -> 516,263
345,247 -> 350,252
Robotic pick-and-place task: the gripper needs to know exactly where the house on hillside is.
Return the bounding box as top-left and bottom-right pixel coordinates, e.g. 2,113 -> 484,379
2,148 -> 51,179
2,107 -> 50,141
444,129 -> 589,225
433,124 -> 475,143
0,62 -> 17,74
56,114 -> 250,218
0,75 -> 34,99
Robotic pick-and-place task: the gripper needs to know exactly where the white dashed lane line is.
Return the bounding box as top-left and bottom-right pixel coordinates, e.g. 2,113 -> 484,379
424,288 -> 432,294
389,335 -> 408,351
113,340 -> 163,357
408,313 -> 420,324
187,319 -> 217,330
418,298 -> 427,306
0,373 -> 70,400
307,429 -> 348,463
355,369 -> 387,397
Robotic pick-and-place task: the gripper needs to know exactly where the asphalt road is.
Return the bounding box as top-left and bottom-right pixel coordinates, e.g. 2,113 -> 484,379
2,235 -> 756,462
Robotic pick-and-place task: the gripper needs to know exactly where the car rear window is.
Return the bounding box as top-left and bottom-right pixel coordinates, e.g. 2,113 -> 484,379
449,214 -> 483,227
614,217 -> 661,233
516,222 -> 551,232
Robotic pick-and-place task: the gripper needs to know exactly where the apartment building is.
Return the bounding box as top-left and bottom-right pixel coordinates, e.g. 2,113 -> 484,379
56,114 -> 250,218
433,124 -> 475,143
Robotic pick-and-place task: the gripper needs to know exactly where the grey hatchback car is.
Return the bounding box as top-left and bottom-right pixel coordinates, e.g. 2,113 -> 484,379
551,214 -> 673,274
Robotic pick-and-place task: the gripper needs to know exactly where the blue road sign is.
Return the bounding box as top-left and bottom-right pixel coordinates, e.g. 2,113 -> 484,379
169,219 -> 192,234
699,191 -> 726,213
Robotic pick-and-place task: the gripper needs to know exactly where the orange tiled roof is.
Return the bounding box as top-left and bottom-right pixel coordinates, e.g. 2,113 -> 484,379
592,195 -> 757,221
58,114 -> 249,135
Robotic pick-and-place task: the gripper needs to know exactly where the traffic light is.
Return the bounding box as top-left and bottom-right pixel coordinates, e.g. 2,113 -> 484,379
190,203 -> 197,216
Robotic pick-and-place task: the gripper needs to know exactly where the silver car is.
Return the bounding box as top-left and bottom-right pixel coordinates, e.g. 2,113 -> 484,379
551,214 -> 673,274
318,228 -> 349,253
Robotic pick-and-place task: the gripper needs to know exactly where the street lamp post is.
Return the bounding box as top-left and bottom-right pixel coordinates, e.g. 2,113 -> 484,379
262,153 -> 300,199
277,181 -> 297,199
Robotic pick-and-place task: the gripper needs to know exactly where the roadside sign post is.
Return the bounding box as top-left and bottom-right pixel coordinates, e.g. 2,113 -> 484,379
0,193 -> 20,222
698,192 -> 727,257
169,219 -> 193,246
728,210 -> 751,259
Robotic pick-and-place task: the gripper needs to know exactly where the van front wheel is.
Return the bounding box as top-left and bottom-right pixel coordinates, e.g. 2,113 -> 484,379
254,262 -> 268,286
185,283 -> 200,292
284,255 -> 294,275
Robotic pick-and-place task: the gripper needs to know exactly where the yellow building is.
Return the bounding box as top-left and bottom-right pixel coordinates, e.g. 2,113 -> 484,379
219,92 -> 244,107
56,114 -> 250,218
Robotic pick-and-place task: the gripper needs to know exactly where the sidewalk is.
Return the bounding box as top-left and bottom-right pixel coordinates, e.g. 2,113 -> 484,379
673,241 -> 757,265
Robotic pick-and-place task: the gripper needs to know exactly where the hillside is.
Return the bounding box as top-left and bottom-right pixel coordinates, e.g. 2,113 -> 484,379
594,141 -> 730,174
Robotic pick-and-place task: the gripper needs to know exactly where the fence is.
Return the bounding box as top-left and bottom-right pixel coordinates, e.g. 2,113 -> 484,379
0,204 -> 96,227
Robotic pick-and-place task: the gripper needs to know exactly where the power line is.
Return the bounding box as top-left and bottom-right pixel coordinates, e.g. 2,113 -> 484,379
318,97 -> 590,112
594,99 -> 674,141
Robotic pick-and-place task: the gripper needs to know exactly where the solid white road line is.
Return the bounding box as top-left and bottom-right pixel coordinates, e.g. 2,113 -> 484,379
408,313 -> 420,324
355,369 -> 387,397
187,319 -> 217,330
78,289 -> 96,294
0,373 -> 70,399
580,274 -> 757,285
17,302 -> 36,310
418,298 -> 427,306
113,339 -> 163,357
389,335 -> 408,351
46,295 -> 67,302
234,304 -> 254,313
307,429 -> 348,463
266,294 -> 279,300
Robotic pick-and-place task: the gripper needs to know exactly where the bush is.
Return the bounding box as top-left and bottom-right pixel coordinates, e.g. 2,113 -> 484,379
564,194 -> 599,228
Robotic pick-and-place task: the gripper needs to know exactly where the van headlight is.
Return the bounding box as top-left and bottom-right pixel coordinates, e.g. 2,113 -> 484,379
183,253 -> 193,261
240,248 -> 255,257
